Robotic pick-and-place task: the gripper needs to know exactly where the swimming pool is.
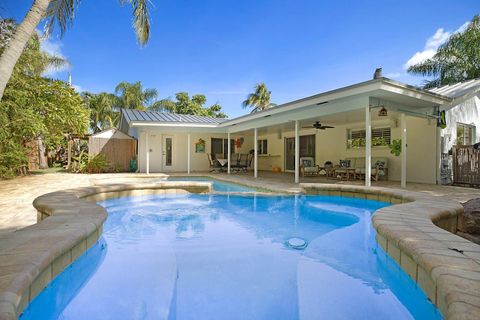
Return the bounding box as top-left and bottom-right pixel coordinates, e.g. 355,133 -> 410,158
21,193 -> 442,319
166,176 -> 257,192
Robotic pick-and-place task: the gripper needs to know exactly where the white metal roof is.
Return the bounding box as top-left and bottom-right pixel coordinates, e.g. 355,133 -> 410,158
429,78 -> 480,98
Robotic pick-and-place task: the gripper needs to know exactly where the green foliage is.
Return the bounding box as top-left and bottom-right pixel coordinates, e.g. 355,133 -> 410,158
44,0 -> 151,46
408,15 -> 480,88
71,151 -> 109,173
0,19 -> 89,178
115,81 -> 157,110
150,92 -> 227,118
242,83 -> 276,113
83,92 -> 119,133
347,137 -> 387,148
389,139 -> 402,156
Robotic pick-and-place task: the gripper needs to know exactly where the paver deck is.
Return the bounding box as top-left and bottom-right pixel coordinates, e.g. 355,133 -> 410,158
0,171 -> 479,236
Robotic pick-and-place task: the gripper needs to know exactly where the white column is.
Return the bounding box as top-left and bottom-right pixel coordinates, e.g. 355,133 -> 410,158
365,106 -> 371,187
294,120 -> 300,184
436,126 -> 441,184
145,132 -> 150,174
254,128 -> 258,178
227,132 -> 231,174
401,113 -> 407,188
187,133 -> 191,174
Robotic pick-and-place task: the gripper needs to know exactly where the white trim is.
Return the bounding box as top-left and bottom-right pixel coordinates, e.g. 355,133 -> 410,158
401,113 -> 407,188
254,128 -> 258,178
227,132 -> 231,174
187,133 -> 191,174
365,106 -> 371,187
294,120 -> 300,184
145,132 -> 150,174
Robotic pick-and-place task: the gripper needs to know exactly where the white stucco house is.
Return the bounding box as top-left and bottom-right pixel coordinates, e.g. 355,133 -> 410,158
119,77 -> 480,186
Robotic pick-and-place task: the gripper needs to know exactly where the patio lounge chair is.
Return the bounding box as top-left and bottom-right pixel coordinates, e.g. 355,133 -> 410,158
300,157 -> 320,177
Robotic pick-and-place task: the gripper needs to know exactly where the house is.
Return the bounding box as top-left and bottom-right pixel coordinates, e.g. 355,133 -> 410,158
119,77 -> 480,186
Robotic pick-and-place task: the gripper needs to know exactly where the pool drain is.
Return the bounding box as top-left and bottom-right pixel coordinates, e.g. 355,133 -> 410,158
286,237 -> 308,249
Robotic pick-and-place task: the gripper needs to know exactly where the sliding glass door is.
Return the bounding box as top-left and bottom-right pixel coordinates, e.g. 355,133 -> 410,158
284,135 -> 316,171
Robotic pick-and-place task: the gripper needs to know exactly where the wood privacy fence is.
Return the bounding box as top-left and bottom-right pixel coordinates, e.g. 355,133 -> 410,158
452,146 -> 480,187
88,137 -> 137,172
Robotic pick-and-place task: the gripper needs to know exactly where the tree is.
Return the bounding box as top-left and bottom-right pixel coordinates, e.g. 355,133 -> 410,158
0,0 -> 151,100
150,92 -> 228,118
408,15 -> 480,88
83,92 -> 119,133
115,81 -> 158,110
0,18 -> 88,177
242,83 -> 276,113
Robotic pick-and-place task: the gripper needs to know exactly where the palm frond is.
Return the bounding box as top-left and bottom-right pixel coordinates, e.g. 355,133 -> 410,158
44,0 -> 80,38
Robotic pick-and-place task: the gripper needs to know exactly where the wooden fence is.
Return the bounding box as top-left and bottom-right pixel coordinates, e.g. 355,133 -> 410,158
452,146 -> 480,187
88,137 -> 137,172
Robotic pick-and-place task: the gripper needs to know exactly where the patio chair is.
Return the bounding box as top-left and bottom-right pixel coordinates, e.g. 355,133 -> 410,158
232,153 -> 250,173
207,153 -> 222,172
319,161 -> 335,178
300,157 -> 320,177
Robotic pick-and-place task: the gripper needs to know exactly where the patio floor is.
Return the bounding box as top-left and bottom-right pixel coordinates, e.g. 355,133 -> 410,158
0,171 -> 479,236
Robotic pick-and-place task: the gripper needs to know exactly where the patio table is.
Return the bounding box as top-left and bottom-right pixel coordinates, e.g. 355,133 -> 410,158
216,159 -> 228,166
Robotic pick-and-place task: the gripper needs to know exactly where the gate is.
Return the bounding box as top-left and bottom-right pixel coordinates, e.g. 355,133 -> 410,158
452,146 -> 480,187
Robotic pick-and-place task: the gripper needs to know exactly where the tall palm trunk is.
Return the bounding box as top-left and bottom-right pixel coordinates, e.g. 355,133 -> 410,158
0,0 -> 51,100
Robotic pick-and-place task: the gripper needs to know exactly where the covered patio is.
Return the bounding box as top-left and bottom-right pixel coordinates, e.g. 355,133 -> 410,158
223,79 -> 450,187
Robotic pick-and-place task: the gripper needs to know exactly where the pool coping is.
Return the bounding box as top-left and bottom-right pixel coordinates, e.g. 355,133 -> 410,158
0,181 -> 479,319
0,182 -> 212,320
301,183 -> 480,320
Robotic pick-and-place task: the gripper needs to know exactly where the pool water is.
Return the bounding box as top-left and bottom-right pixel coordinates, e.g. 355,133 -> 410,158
166,176 -> 257,192
21,194 -> 442,320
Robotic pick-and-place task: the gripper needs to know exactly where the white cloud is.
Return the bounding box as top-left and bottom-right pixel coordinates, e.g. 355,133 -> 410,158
385,72 -> 403,79
40,37 -> 70,76
403,21 -> 469,70
72,84 -> 83,93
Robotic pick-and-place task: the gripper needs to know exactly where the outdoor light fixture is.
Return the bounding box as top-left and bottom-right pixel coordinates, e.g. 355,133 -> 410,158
378,106 -> 388,117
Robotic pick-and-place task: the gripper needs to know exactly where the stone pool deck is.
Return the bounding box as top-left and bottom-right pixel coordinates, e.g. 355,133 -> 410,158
0,172 -> 479,319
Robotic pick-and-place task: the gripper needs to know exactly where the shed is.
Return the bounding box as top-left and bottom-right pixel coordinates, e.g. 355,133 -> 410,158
88,128 -> 137,172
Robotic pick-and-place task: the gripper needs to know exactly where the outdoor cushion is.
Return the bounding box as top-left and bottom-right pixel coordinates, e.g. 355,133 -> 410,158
302,158 -> 314,167
304,166 -> 318,173
339,159 -> 351,168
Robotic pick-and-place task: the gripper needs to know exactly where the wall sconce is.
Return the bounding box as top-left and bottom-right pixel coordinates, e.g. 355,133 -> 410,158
378,106 -> 388,117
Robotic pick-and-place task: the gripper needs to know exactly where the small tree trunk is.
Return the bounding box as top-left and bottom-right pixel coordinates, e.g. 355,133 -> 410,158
0,0 -> 51,100
37,136 -> 48,169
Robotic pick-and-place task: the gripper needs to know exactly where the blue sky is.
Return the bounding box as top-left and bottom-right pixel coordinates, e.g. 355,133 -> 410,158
1,1 -> 477,117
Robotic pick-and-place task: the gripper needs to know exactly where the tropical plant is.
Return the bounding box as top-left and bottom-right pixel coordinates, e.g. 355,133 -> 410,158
115,81 -> 158,110
242,83 -> 276,113
408,15 -> 480,88
0,19 -> 89,178
389,139 -> 402,156
83,92 -> 119,132
71,151 -> 109,173
150,92 -> 227,118
0,0 -> 151,101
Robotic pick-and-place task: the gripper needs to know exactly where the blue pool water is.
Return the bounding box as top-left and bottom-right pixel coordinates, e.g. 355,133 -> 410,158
21,194 -> 442,320
166,176 -> 257,192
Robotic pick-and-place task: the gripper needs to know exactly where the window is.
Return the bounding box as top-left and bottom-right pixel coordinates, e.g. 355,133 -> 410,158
299,135 -> 315,157
211,138 -> 234,158
347,127 -> 391,148
257,139 -> 268,155
456,123 -> 476,146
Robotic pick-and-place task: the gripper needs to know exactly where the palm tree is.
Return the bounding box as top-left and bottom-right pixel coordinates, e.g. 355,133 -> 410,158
0,0 -> 151,101
115,81 -> 157,110
408,15 -> 480,88
242,83 -> 276,113
83,92 -> 119,132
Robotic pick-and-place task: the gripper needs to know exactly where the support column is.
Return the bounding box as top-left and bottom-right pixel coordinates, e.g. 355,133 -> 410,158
187,133 -> 191,174
436,126 -> 441,184
254,128 -> 258,178
227,132 -> 231,174
295,120 -> 300,184
145,132 -> 150,174
365,106 -> 371,187
401,113 -> 407,188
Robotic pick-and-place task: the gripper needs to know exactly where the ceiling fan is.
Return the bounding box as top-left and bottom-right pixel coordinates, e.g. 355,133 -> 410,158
302,121 -> 335,130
